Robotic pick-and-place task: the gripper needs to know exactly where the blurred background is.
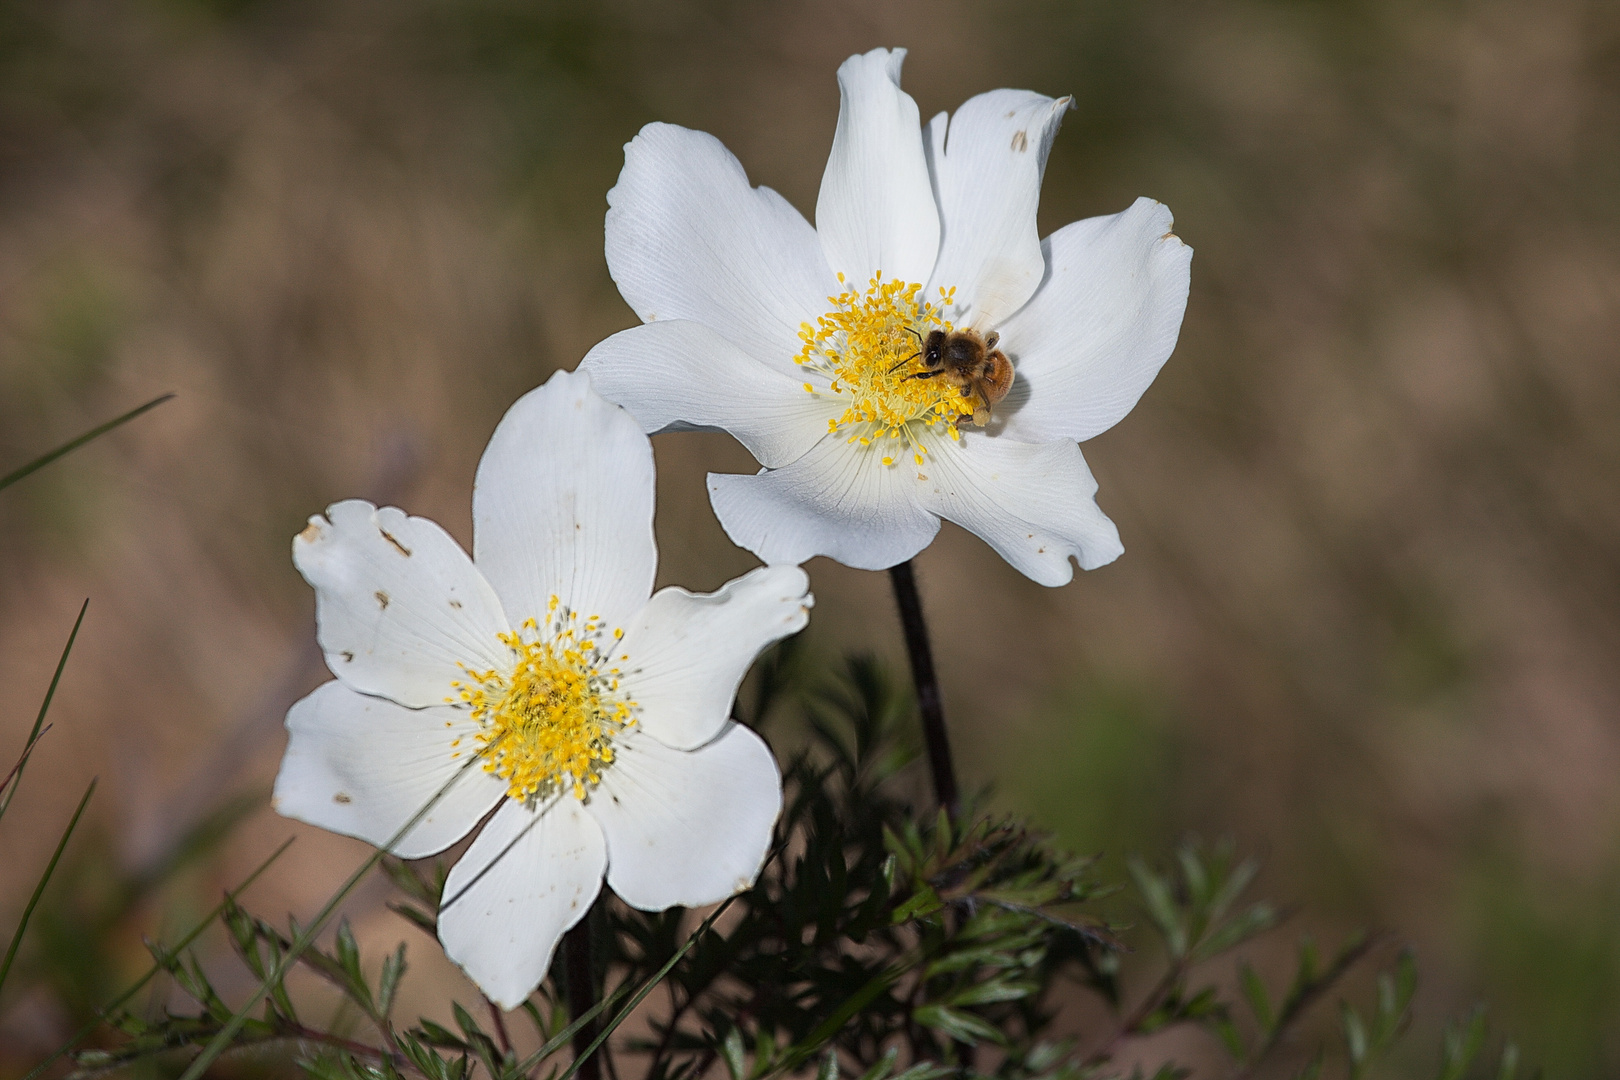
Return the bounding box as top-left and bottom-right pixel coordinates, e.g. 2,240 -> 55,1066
1,0 -> 1617,1073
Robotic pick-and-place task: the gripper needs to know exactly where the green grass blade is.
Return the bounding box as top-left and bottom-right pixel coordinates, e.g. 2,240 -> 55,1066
177,758 -> 484,1080
555,895 -> 740,1080
0,779 -> 96,997
0,726 -> 49,817
22,836 -> 293,1080
0,393 -> 174,492
0,600 -> 88,824
514,978 -> 636,1075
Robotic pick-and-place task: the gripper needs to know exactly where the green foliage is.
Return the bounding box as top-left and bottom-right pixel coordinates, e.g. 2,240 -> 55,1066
19,652 -> 1537,1080
596,655 -> 1119,1080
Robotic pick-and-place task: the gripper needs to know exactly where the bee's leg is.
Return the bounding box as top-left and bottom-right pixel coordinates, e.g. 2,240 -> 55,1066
905,369 -> 945,381
968,385 -> 992,427
959,383 -> 984,427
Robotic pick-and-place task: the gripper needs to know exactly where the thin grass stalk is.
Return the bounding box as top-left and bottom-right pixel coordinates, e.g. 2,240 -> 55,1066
176,758 -> 484,1080
23,837 -> 295,1080
0,779 -> 95,997
513,977 -> 633,1075
0,600 -> 88,823
0,394 -> 173,492
555,895 -> 740,1080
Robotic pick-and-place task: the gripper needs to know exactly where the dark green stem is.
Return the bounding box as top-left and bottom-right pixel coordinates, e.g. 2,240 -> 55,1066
565,919 -> 601,1080
887,560 -> 959,815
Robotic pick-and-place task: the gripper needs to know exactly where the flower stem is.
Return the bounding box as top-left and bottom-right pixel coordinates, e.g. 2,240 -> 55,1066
565,919 -> 601,1080
887,560 -> 959,815
488,998 -> 512,1056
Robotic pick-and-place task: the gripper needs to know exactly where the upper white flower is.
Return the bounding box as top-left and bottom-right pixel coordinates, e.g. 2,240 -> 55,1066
271,369 -> 812,1009
581,47 -> 1192,586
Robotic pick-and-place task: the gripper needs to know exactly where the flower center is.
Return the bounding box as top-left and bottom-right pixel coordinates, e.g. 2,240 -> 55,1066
795,274 -> 974,468
450,600 -> 633,803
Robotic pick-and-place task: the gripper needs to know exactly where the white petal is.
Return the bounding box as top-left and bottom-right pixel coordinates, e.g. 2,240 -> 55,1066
437,798 -> 606,1010
922,109 -> 949,213
815,48 -> 940,286
606,122 -> 837,375
926,90 -> 1072,330
587,724 -> 780,910
579,322 -> 831,469
618,566 -> 812,751
996,198 -> 1192,443
920,435 -> 1122,586
292,501 -> 510,708
474,369 -> 657,630
272,681 -> 505,860
707,435 -> 940,571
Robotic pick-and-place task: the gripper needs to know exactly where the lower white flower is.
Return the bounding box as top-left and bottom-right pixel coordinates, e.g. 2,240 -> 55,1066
581,47 -> 1192,585
271,369 -> 812,1009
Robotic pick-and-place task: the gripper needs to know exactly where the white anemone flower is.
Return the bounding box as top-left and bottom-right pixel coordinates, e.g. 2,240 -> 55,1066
272,369 -> 812,1009
581,47 -> 1191,585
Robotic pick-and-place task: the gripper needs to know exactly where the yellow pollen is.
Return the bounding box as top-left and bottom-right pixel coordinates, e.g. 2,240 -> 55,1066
449,602 -> 633,803
794,274 -> 973,466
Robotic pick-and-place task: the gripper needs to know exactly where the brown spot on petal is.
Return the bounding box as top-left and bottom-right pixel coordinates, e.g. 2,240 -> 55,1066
333,792 -> 352,804
380,529 -> 412,557
375,590 -> 390,609
1011,130 -> 1028,152
298,522 -> 322,542
449,599 -> 463,609
341,650 -> 355,663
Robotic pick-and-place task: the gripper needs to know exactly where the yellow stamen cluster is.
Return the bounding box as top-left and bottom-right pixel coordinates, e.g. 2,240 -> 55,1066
795,274 -> 972,467
449,601 -> 633,803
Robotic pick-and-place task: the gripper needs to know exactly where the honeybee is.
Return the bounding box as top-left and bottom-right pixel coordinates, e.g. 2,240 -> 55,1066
897,328 -> 1014,427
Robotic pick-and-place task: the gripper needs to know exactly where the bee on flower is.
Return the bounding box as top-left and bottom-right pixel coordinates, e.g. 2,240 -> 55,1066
582,47 -> 1192,585
272,370 -> 812,1009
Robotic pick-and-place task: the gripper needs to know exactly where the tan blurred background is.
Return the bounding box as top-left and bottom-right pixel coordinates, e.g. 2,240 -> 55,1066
1,0 -> 1618,1073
